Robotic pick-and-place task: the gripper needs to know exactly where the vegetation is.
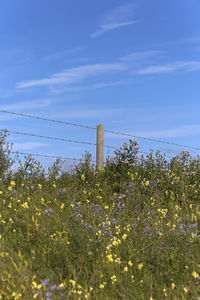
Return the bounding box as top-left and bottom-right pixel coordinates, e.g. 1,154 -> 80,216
0,129 -> 199,299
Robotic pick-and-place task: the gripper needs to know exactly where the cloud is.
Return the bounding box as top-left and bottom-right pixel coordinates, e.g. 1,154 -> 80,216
16,63 -> 126,89
138,61 -> 200,75
90,3 -> 137,38
105,124 -> 200,140
90,21 -> 136,38
43,46 -> 82,62
119,50 -> 164,62
12,142 -> 50,151
136,125 -> 200,139
0,99 -> 52,111
0,89 -> 15,98
49,80 -> 126,94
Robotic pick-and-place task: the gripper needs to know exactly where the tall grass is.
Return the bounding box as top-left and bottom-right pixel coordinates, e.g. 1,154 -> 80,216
0,130 -> 199,299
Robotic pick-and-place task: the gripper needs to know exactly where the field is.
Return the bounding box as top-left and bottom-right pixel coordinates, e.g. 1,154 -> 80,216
0,135 -> 199,299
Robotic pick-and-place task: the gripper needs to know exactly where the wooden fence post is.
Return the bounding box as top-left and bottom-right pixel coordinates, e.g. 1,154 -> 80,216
96,124 -> 104,168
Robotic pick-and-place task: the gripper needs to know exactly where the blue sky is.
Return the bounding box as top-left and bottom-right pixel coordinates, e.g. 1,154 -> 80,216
1,0 -> 200,171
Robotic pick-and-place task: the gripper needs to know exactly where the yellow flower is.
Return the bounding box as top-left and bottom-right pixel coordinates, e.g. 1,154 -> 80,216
0,191 -> 2,194
60,203 -> 64,209
38,184 -> 42,189
138,263 -> 143,270
8,186 -> 12,191
184,287 -> 188,293
122,234 -> 127,240
69,279 -> 76,286
10,181 -> 15,187
21,202 -> 29,209
81,174 -> 85,181
123,266 -> 128,272
128,261 -> 133,266
111,275 -> 116,281
171,283 -> 175,289
106,254 -> 113,262
192,271 -> 199,278
99,284 -> 105,289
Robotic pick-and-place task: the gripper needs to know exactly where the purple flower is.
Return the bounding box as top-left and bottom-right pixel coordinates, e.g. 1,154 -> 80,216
46,292 -> 52,297
45,208 -> 53,213
50,285 -> 57,290
41,278 -> 50,286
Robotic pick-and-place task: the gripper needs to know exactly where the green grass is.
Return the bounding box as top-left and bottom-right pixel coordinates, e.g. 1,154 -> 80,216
0,139 -> 199,299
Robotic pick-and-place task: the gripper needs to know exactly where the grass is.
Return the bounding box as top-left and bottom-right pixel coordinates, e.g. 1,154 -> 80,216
0,138 -> 199,299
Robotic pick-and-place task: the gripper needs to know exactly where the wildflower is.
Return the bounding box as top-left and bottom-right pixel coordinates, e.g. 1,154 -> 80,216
184,287 -> 189,293
58,283 -> 65,290
21,202 -> 29,209
128,261 -> 133,266
99,284 -> 105,289
81,174 -> 85,181
115,257 -> 121,264
38,184 -> 42,189
111,275 -> 117,283
0,191 -> 2,194
171,283 -> 175,289
41,278 -> 50,286
8,186 -> 12,191
10,181 -> 15,187
192,271 -> 199,278
122,233 -> 127,240
69,279 -> 75,287
12,292 -> 22,299
124,266 -> 128,272
106,254 -> 113,262
138,263 -> 143,270
46,292 -> 52,297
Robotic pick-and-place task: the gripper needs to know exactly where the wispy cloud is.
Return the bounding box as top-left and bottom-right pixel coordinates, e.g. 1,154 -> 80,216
49,80 -> 126,94
0,88 -> 15,98
105,124 -> 200,139
0,99 -> 52,111
43,46 -> 82,62
120,50 -> 164,62
16,63 -> 126,89
91,21 -> 136,38
90,3 -> 137,38
12,142 -> 50,151
138,61 -> 200,75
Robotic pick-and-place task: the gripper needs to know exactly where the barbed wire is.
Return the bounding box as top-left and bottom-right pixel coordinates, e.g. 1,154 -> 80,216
10,151 -> 96,163
1,108 -> 200,151
0,109 -> 96,130
104,129 -> 200,151
6,130 -> 115,149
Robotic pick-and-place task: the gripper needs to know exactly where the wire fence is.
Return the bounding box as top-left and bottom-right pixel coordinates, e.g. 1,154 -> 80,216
0,108 -> 199,174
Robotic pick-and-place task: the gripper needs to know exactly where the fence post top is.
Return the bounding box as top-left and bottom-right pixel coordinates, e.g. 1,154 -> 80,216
97,124 -> 104,128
